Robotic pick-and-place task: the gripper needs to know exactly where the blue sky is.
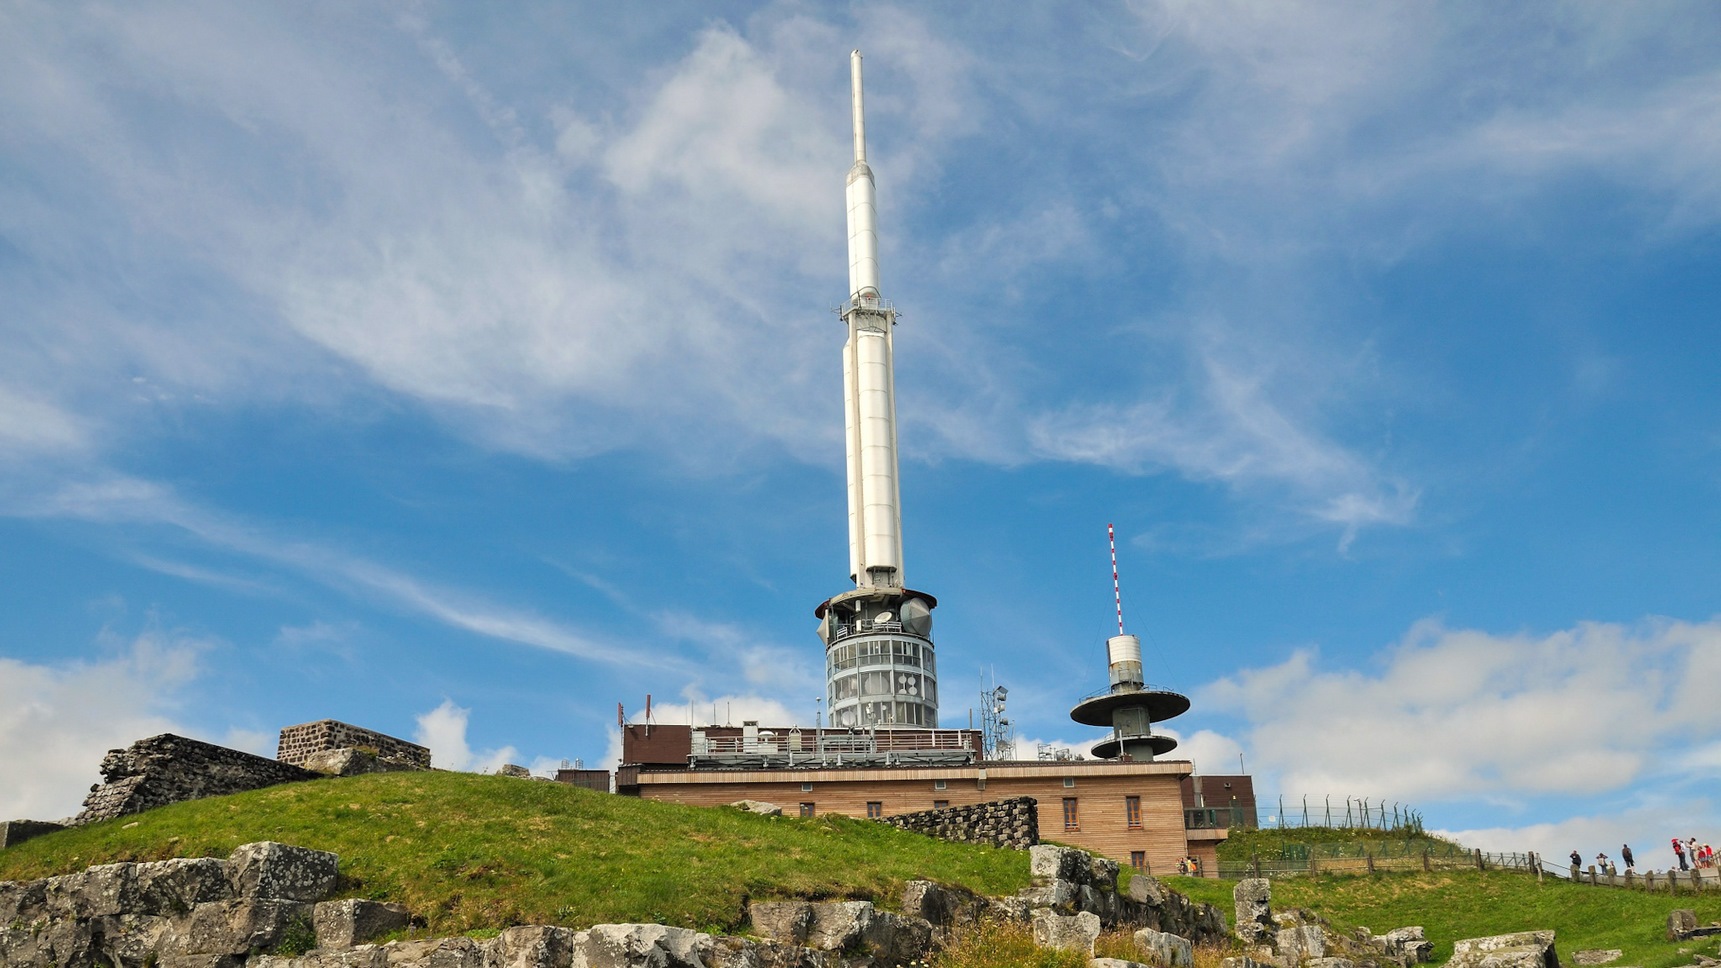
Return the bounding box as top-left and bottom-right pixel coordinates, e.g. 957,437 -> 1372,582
4,1 -> 1720,865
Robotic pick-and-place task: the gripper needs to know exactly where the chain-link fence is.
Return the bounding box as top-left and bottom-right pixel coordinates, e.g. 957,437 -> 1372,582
1255,795 -> 1425,834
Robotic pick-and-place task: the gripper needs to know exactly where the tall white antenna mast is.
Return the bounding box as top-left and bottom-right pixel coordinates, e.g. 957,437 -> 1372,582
1109,522 -> 1125,635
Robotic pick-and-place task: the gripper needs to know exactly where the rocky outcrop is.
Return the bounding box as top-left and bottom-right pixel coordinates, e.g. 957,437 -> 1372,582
75,735 -> 322,825
879,796 -> 1038,850
1230,878 -> 1433,968
1447,931 -> 1560,968
298,749 -> 422,778
1125,869 -> 1228,940
5,840 -> 1231,968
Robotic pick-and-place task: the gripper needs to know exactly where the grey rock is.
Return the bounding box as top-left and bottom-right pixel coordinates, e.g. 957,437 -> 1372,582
95,911 -> 175,968
1018,878 -> 1079,914
1571,951 -> 1623,966
1093,960 -> 1152,968
486,926 -> 579,968
901,880 -> 987,930
1306,960 -> 1355,968
256,947 -> 390,968
0,876 -> 47,923
158,956 -> 245,968
301,749 -> 422,777
166,898 -> 314,956
805,901 -> 872,950
576,923 -> 711,968
1276,924 -> 1327,966
1222,959 -> 1276,968
229,842 -> 339,901
316,899 -> 413,949
382,936 -> 488,968
1135,927 -> 1195,968
749,901 -> 814,943
1235,879 -> 1274,943
1381,927 -> 1432,965
0,819 -> 67,848
1031,845 -> 1091,884
1448,931 -> 1559,968
136,858 -> 235,916
1670,912 -> 1699,941
729,800 -> 784,816
1031,909 -> 1100,954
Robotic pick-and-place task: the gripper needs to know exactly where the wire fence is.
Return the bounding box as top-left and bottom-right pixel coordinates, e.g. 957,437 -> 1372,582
1217,843 -> 1535,879
1256,795 -> 1425,833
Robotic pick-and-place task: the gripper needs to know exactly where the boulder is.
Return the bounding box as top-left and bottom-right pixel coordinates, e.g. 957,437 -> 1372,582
1030,845 -> 1090,884
1030,909 -> 1100,954
314,899 -> 412,949
1569,951 -> 1622,966
578,923 -> 711,968
1234,879 -> 1274,943
900,880 -> 988,930
229,842 -> 339,902
1306,960 -> 1355,968
1093,960 -> 1152,968
1669,910 -> 1699,941
1135,927 -> 1194,968
136,858 -> 235,916
1381,927 -> 1433,964
748,901 -> 814,944
1448,931 -> 1559,968
1276,924 -> 1326,966
728,800 -> 784,816
1222,958 -> 1275,968
378,935 -> 487,968
486,925 -> 579,968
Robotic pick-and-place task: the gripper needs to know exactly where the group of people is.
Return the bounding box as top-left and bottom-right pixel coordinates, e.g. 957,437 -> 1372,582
1672,836 -> 1716,871
1568,839 -> 1715,875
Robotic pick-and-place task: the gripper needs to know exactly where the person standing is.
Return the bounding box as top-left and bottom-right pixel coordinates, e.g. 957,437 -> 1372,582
1622,844 -> 1635,870
1675,837 -> 1689,871
1570,849 -> 1582,868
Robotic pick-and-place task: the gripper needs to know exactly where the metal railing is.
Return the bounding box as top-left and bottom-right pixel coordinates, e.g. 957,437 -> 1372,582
1255,795 -> 1425,834
1216,845 -> 1538,880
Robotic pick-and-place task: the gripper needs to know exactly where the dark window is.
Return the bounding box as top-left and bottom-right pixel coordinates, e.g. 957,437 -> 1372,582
1126,795 -> 1142,829
1130,851 -> 1146,871
799,802 -> 814,818
866,801 -> 883,819
933,800 -> 949,810
1063,797 -> 1079,830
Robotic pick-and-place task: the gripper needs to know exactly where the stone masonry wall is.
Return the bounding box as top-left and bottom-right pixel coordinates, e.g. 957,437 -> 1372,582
880,796 -> 1039,850
75,734 -> 321,825
276,720 -> 431,770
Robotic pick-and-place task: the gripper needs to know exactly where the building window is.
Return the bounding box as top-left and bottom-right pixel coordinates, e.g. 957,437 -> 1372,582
801,782 -> 814,793
867,801 -> 883,819
1062,797 -> 1079,830
800,802 -> 815,818
1126,796 -> 1142,829
1130,851 -> 1146,872
933,800 -> 949,810
934,779 -> 947,791
1063,777 -> 1075,788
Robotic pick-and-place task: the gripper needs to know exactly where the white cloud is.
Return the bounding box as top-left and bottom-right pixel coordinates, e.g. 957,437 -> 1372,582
413,699 -> 519,774
0,386 -> 88,457
0,631 -> 206,820
1203,616 -> 1721,804
1438,795 -> 1720,872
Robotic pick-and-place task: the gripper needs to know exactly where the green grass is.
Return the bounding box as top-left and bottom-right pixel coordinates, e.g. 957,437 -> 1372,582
1165,869 -> 1721,968
1217,825 -> 1464,863
0,772 -> 1028,935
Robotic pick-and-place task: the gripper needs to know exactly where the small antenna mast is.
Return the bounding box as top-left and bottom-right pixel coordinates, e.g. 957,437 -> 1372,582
1109,522 -> 1125,636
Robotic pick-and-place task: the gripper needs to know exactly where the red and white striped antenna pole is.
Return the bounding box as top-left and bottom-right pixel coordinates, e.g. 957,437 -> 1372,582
1108,522 -> 1125,636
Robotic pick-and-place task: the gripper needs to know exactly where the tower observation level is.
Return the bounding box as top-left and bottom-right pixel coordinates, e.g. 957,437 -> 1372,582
815,51 -> 940,730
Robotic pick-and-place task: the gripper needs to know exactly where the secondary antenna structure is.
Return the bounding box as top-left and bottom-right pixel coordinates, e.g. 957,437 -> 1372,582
815,51 -> 940,730
1069,523 -> 1188,760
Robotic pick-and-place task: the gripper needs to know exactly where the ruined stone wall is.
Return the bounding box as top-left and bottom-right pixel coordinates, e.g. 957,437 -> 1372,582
276,720 -> 431,769
75,734 -> 321,825
880,796 -> 1039,850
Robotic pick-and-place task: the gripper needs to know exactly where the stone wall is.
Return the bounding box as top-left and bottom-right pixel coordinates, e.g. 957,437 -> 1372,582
75,734 -> 321,825
0,821 -> 66,849
880,796 -> 1039,850
276,720 -> 431,769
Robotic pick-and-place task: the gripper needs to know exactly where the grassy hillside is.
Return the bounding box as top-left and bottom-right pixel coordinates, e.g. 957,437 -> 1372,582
1217,825 -> 1464,864
1165,868 -> 1721,968
0,771 -> 1028,935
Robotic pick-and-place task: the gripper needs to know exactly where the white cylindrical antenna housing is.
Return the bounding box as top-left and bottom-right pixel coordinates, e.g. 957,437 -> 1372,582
846,50 -> 881,302
1107,633 -> 1144,691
